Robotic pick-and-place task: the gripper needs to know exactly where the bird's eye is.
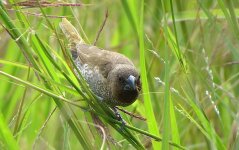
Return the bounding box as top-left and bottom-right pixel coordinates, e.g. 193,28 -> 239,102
124,85 -> 131,91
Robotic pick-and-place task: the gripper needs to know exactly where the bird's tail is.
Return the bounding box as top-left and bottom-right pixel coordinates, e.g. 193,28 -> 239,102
59,18 -> 85,51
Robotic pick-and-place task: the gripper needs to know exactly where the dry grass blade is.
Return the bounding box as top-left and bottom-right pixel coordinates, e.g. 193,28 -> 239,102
94,9 -> 109,46
13,0 -> 82,8
115,106 -> 146,121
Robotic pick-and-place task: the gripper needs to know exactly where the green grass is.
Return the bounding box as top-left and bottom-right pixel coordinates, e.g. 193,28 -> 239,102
1,0 -> 239,149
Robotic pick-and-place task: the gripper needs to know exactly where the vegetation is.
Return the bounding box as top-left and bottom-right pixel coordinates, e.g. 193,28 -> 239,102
0,0 -> 239,149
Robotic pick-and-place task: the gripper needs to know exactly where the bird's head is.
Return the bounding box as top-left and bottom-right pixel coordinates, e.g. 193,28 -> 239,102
108,65 -> 141,106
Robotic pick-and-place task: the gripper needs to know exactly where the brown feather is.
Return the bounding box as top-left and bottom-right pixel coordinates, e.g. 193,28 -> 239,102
75,44 -> 134,78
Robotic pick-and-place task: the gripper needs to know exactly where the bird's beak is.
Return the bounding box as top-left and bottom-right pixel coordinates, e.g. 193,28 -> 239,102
126,75 -> 136,90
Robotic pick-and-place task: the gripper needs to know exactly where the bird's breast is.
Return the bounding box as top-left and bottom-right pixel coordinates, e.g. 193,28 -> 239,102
115,90 -> 139,106
75,60 -> 110,101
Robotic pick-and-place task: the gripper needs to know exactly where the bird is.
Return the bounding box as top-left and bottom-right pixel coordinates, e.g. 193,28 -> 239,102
59,18 -> 141,120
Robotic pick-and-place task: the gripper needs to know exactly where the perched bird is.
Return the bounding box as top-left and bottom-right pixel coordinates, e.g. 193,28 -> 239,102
59,18 -> 141,114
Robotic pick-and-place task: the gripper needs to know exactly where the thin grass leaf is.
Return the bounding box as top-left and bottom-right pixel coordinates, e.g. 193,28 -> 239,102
161,8 -> 170,150
0,113 -> 19,150
181,86 -> 226,150
217,0 -> 239,41
227,0 -> 239,39
169,96 -> 180,150
137,0 -> 161,149
0,71 -> 85,109
121,0 -> 138,34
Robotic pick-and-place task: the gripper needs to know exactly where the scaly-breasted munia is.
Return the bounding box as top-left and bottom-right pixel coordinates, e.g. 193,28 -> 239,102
60,18 -> 141,110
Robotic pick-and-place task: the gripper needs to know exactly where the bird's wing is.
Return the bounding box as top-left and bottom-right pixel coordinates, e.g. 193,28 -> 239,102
75,44 -> 134,78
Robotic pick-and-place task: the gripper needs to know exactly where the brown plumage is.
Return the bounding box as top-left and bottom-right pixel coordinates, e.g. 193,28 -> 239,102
60,18 -> 141,107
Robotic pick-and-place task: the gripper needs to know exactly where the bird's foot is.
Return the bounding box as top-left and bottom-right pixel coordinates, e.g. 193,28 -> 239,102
112,107 -> 126,127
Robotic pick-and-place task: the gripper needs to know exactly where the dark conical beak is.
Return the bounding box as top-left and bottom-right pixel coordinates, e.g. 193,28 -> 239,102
125,75 -> 136,90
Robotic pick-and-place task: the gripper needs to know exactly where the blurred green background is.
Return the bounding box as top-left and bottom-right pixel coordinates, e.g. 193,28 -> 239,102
0,0 -> 239,149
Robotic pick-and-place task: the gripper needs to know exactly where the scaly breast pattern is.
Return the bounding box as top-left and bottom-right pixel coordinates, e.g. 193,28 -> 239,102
74,60 -> 111,103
